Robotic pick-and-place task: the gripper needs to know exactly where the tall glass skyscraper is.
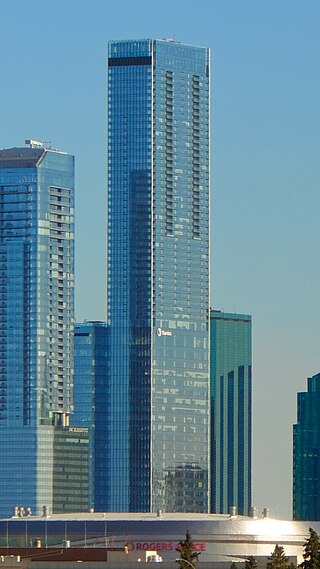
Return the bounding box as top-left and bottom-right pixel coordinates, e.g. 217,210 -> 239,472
293,373 -> 320,520
72,321 -> 110,510
0,145 -> 75,516
210,310 -> 252,515
107,39 -> 210,512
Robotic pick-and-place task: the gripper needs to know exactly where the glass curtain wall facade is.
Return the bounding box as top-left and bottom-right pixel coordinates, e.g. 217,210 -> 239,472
293,373 -> 320,520
107,39 -> 210,513
72,321 -> 110,510
0,146 -> 75,517
52,427 -> 89,513
210,310 -> 252,515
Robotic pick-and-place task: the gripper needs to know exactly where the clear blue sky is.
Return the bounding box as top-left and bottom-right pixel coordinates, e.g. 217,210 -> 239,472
1,0 -> 320,519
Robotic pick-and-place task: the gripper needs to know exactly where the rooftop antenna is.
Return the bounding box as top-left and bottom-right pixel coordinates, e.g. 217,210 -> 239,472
25,139 -> 52,148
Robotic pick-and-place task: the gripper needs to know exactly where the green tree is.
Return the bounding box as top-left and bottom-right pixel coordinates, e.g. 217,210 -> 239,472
176,531 -> 200,569
245,556 -> 258,569
230,562 -> 237,569
267,545 -> 290,569
300,528 -> 320,569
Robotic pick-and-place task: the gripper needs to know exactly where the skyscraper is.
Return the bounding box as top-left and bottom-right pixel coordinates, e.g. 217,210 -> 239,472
0,144 -> 75,516
293,373 -> 320,520
107,39 -> 210,512
72,321 -> 110,510
210,310 -> 252,515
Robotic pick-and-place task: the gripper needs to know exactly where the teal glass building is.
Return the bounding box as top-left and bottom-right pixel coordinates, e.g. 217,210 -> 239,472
293,373 -> 320,520
210,310 -> 252,515
107,39 -> 210,512
72,321 -> 110,511
0,145 -> 75,517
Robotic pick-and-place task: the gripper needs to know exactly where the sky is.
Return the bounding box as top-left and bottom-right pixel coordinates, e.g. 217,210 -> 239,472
1,0 -> 320,520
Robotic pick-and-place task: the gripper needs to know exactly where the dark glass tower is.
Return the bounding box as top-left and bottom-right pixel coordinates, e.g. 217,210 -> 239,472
72,321 -> 110,511
107,39 -> 210,512
293,373 -> 320,520
52,426 -> 89,513
210,310 -> 252,515
0,145 -> 75,516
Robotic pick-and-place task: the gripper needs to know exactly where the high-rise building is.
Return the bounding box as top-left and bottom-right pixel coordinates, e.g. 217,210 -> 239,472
210,310 -> 252,515
107,39 -> 210,512
293,373 -> 320,520
0,144 -> 76,516
72,321 -> 110,510
52,426 -> 89,513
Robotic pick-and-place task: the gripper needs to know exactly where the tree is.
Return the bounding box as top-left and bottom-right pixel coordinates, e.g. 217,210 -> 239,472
176,531 -> 200,569
300,528 -> 320,569
267,545 -> 290,569
230,563 -> 237,569
245,556 -> 258,569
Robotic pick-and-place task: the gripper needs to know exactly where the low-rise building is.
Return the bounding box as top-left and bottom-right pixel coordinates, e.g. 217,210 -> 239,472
0,511 -> 316,565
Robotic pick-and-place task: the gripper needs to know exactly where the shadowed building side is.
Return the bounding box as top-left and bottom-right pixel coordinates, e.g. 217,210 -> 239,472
210,309 -> 252,516
293,372 -> 320,520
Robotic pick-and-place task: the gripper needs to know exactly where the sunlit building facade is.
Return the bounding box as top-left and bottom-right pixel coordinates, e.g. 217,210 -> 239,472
0,145 -> 75,516
210,310 -> 252,515
0,511 -> 315,566
107,39 -> 210,512
293,372 -> 320,520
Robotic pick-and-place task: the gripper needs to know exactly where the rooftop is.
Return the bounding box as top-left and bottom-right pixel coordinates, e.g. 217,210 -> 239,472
6,511 -> 243,522
0,147 -> 66,169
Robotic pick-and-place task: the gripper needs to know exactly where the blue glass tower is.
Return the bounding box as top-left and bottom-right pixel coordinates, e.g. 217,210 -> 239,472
0,145 -> 75,516
107,39 -> 210,512
72,321 -> 110,510
293,373 -> 320,520
210,310 -> 252,515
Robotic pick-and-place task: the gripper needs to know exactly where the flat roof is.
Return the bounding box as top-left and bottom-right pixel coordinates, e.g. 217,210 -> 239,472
5,512 -> 243,522
0,147 -> 67,169
0,147 -> 45,168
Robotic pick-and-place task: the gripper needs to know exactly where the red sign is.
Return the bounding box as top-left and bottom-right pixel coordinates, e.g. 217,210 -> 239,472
133,542 -> 206,552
